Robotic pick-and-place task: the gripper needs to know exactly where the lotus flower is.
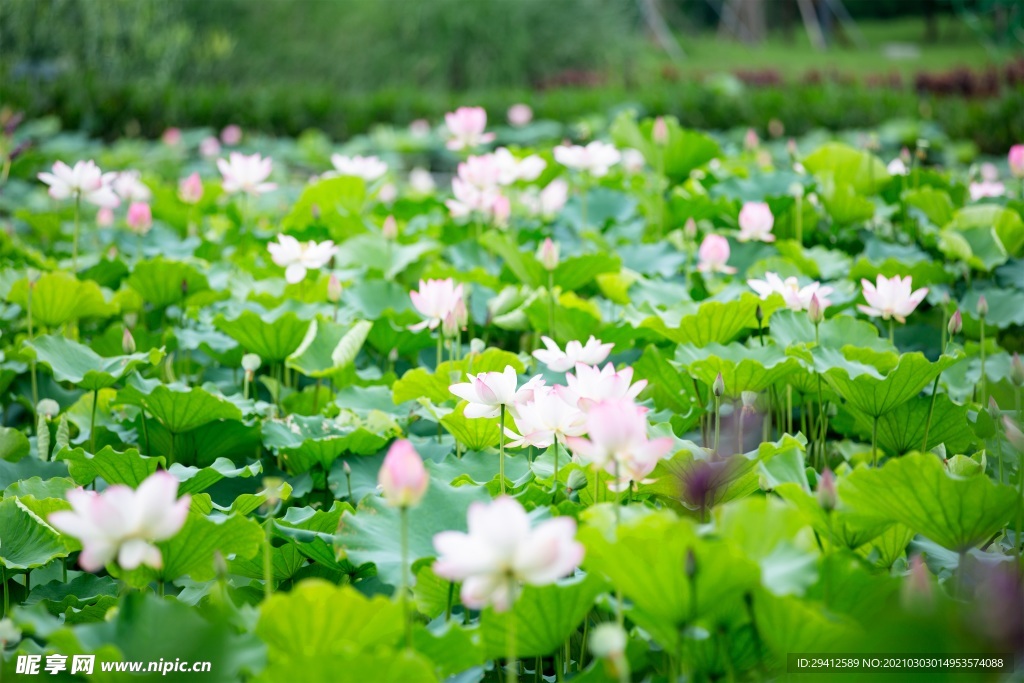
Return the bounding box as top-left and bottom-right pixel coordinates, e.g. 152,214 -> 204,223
199,136 -> 221,158
493,148 -> 546,184
433,496 -> 583,611
218,152 -> 276,195
553,141 -> 621,177
267,234 -> 338,284
112,171 -> 152,203
48,471 -> 190,572
556,362 -> 646,411
696,234 -> 736,274
537,238 -> 559,271
1009,144 -> 1024,178
505,385 -> 587,449
329,154 -> 388,182
533,336 -> 612,372
969,180 -> 1005,201
747,272 -> 833,311
858,274 -> 928,323
220,124 -> 243,146
507,103 -> 533,127
449,365 -> 544,419
410,278 -> 464,331
737,201 -> 775,242
126,202 -> 153,235
523,179 -> 570,218
178,172 -> 204,204
37,160 -> 120,208
408,168 -> 436,193
445,106 -> 495,151
378,439 -> 428,508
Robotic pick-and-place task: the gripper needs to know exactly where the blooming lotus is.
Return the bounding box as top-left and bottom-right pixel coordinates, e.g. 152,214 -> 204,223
433,496 -> 583,611
449,365 -> 544,419
747,272 -> 833,311
410,278 -> 464,331
126,202 -> 153,235
696,234 -> 736,274
858,274 -> 928,323
556,362 -> 646,411
507,103 -> 533,127
178,172 -> 204,204
523,179 -> 569,218
48,471 -> 190,572
408,167 -> 436,193
112,170 -> 152,203
199,136 -> 221,158
887,158 -> 909,176
221,124 -> 243,146
378,439 -> 428,508
737,201 -> 775,242
533,336 -> 613,372
267,234 -> 338,284
218,152 -> 276,195
505,385 -> 587,449
37,160 -> 120,208
445,106 -> 495,151
621,148 -> 646,174
554,141 -> 621,177
969,180 -> 1005,201
493,148 -> 546,184
329,154 -> 388,182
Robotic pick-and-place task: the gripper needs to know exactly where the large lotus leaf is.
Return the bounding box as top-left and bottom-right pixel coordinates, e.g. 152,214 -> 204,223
773,242 -> 853,281
3,476 -> 75,500
286,319 -> 371,378
126,257 -> 210,309
579,509 -> 759,650
768,310 -> 892,353
0,427 -> 31,462
820,181 -> 876,225
273,502 -> 354,571
116,377 -> 243,434
7,272 -> 117,327
23,335 -> 164,391
904,186 -> 955,227
258,650 -> 437,683
641,293 -> 782,347
24,573 -> 119,616
610,112 -> 720,182
814,349 -> 962,418
335,475 -> 489,588
336,234 -> 440,281
391,348 -> 525,405
674,343 -> 802,398
959,288 -> 1024,329
849,394 -> 976,456
412,623 -> 483,679
753,589 -> 858,658
0,497 -> 68,570
441,402 -> 500,451
803,142 -> 889,195
214,308 -> 312,363
170,458 -> 262,495
939,225 -> 1008,272
839,453 -> 1018,551
281,175 -> 367,237
861,523 -> 916,569
262,415 -> 389,474
56,446 -> 164,487
144,418 -> 264,468
633,344 -> 701,417
479,574 -> 606,659
774,483 -> 891,550
947,204 -> 1024,257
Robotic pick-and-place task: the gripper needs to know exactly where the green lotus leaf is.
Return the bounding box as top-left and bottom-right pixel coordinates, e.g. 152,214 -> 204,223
768,310 -> 891,353
441,402 -> 500,451
0,427 -> 31,462
774,483 -> 892,550
939,225 -> 1008,272
838,452 -> 1018,551
946,204 -> 1024,257
412,623 -> 483,679
286,319 -> 371,378
7,272 -> 118,327
848,394 -> 976,456
56,446 -> 164,487
23,334 -> 163,391
336,234 -> 440,280
262,415 -> 389,474
904,186 -> 955,227
214,307 -> 312,363
3,476 -> 75,500
274,502 -> 355,571
753,589 -> 858,658
674,343 -> 802,398
281,175 -> 367,237
633,344 -> 701,417
126,257 -> 210,309
392,348 -> 525,405
170,458 -> 262,495
0,497 -> 68,570
803,142 -> 889,195
610,112 -> 720,182
641,293 -> 781,347
24,573 -> 119,616
116,377 -> 244,435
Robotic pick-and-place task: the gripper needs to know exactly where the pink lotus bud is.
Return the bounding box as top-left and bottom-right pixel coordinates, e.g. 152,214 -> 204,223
712,372 -> 725,398
161,128 -> 182,146
696,234 -> 736,274
652,117 -> 669,146
901,555 -> 933,610
900,147 -> 911,164
507,103 -> 533,128
122,328 -> 136,354
683,217 -> 697,240
442,310 -> 460,338
1010,352 -> 1024,387
744,128 -> 760,150
947,309 -> 962,337
178,172 -> 203,204
1009,144 -> 1024,178
787,138 -> 798,156
126,202 -> 152,234
199,136 -> 221,158
378,439 -> 428,507
327,274 -> 343,303
1004,416 -> 1024,452
808,293 -> 824,325
537,237 -> 559,271
816,469 -> 837,511
96,206 -> 115,227
977,295 -> 988,317
221,124 -> 243,146
382,215 -> 398,241
987,396 -> 1001,421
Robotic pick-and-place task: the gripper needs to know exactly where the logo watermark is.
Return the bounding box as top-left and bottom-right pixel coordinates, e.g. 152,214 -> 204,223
15,654 -> 212,676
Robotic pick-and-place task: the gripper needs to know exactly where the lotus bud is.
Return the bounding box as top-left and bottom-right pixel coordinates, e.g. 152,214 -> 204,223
178,172 -> 203,204
683,217 -> 697,241
1009,144 -> 1024,178
744,128 -> 759,150
36,398 -> 60,420
808,293 -> 824,325
1010,352 -> 1024,387
652,116 -> 669,146
786,138 -> 798,157
755,305 -> 764,326
816,469 -> 837,511
382,215 -> 398,241
378,439 -> 428,508
589,622 -> 628,663
712,373 -> 724,398
0,618 -> 22,648
758,472 -> 773,492
741,391 -> 758,414
213,550 -> 228,580
126,202 -> 152,235
1004,416 -> 1024,452
442,310 -> 459,339
566,468 -> 588,494
684,548 -> 698,579
947,309 -> 962,337
537,237 -> 559,271
900,147 -> 911,164
469,338 -> 486,356
977,295 -> 988,318
343,460 -> 352,477
987,397 -> 1001,422
242,353 -> 262,379
122,328 -> 136,354
327,274 -> 343,303
97,206 -> 115,227
901,555 -> 933,610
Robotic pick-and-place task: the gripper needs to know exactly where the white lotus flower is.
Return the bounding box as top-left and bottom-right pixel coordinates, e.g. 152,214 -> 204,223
329,154 -> 388,182
533,336 -> 613,373
217,152 -> 277,195
37,160 -> 120,208
267,234 -> 338,284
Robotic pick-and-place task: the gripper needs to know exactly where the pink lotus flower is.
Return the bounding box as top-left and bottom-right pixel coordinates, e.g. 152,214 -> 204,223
537,238 -> 559,271
433,496 -> 583,611
621,148 -> 646,174
858,274 -> 928,323
533,336 -> 612,373
969,180 -> 1005,201
48,471 -> 190,571
505,385 -> 587,449
507,103 -> 534,127
409,119 -> 431,137
553,141 -> 621,177
493,148 -> 546,184
408,167 -> 436,194
96,207 -> 115,227
220,124 -> 243,146
523,180 -> 570,218
38,160 -> 120,208
178,172 -> 204,204
161,128 -> 182,146
410,278 -> 464,331
566,398 -> 673,490
887,158 -> 909,176
1009,144 -> 1024,178
267,234 -> 338,284
382,215 -> 398,240
445,106 -> 495,151
737,201 -> 775,242
112,171 -> 152,203
217,152 -> 276,195
652,117 -> 669,146
446,179 -> 506,221
199,136 -> 222,158
747,272 -> 833,311
126,202 -> 153,235
329,154 -> 388,182
556,362 -> 646,411
378,439 -> 428,507
449,365 -> 544,419
696,234 -> 736,274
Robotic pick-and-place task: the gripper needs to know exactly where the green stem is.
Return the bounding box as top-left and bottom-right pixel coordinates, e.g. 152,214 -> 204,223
89,388 -> 99,453
499,404 -> 507,495
400,505 -> 412,650
72,194 -> 81,270
436,331 -> 444,370
548,271 -> 556,338
27,281 -> 38,407
1,565 -> 7,617
445,581 -> 455,623
506,578 -> 518,683
263,516 -> 274,601
888,318 -> 895,345
313,378 -> 322,414
980,321 -> 987,407
1016,450 -> 1023,560
795,193 -> 803,245
713,396 -> 721,454
551,438 -> 559,502
922,336 -> 948,453
140,408 -> 151,456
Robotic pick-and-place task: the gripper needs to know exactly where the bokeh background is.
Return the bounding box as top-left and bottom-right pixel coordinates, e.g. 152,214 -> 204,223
1,0 -> 1022,149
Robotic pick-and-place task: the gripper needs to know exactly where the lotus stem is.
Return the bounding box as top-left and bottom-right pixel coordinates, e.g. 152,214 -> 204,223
445,581 -> 455,623
499,404 -> 507,494
89,389 -> 99,453
27,280 -> 38,407
548,271 -> 556,338
506,579 -> 518,683
551,438 -> 560,502
72,194 -> 81,270
400,505 -> 412,650
888,318 -> 895,345
1,566 -> 7,617
713,396 -> 721,454
263,515 -> 274,601
979,319 -> 987,407
795,193 -> 803,245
